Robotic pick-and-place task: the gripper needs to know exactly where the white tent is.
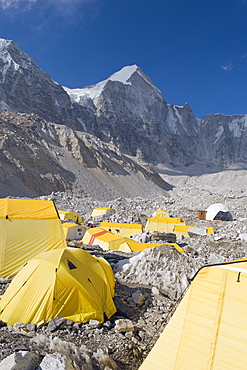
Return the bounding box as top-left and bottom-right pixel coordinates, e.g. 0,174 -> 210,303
206,203 -> 234,221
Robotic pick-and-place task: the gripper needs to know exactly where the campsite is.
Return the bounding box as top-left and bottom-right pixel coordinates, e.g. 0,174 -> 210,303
0,174 -> 247,369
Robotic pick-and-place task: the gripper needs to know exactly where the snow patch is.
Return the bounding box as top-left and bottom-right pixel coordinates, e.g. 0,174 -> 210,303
214,125 -> 224,144
0,40 -> 19,83
77,118 -> 87,132
0,100 -> 15,112
166,105 -> 181,135
228,117 -> 246,138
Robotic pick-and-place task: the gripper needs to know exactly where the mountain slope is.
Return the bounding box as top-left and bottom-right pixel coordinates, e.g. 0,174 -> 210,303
0,111 -> 171,199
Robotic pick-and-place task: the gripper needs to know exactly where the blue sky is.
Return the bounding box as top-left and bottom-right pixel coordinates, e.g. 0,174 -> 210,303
0,0 -> 247,118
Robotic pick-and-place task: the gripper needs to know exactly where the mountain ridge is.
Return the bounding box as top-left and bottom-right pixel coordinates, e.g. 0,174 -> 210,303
0,38 -> 247,197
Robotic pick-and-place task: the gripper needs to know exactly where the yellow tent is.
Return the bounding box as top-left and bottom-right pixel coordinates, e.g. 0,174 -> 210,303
100,222 -> 143,237
119,241 -> 184,254
153,210 -> 169,217
145,216 -> 185,233
0,198 -> 66,278
91,207 -> 115,218
0,247 -> 116,325
82,227 -> 131,251
140,259 -> 247,369
173,224 -> 214,237
62,223 -> 87,240
58,210 -> 82,223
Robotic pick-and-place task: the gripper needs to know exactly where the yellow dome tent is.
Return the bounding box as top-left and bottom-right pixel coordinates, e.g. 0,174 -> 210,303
90,207 -> 115,218
0,247 -> 116,325
140,259 -> 247,369
58,210 -> 83,223
0,198 -> 66,278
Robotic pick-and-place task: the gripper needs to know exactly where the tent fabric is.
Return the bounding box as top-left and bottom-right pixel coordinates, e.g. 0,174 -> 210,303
100,222 -> 143,237
58,210 -> 82,223
62,223 -> 86,240
139,259 -> 247,369
0,247 -> 116,325
206,203 -> 234,221
145,217 -> 185,232
118,241 -> 184,254
82,227 -> 132,251
153,210 -> 169,217
0,199 -> 66,278
91,208 -> 115,218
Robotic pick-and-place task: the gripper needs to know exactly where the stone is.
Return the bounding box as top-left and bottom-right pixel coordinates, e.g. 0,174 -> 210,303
73,321 -> 81,329
114,298 -> 134,317
239,233 -> 247,242
115,319 -> 134,333
151,287 -> 160,295
38,352 -> 75,370
47,317 -> 66,332
88,319 -> 101,328
0,350 -> 40,370
26,324 -> 36,332
188,227 -> 207,237
36,320 -> 46,329
13,322 -> 26,330
132,291 -> 145,305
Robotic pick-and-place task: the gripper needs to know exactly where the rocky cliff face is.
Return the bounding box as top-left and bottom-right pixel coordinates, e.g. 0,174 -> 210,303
65,65 -> 199,167
198,113 -> 247,168
0,111 -> 171,198
0,39 -> 80,130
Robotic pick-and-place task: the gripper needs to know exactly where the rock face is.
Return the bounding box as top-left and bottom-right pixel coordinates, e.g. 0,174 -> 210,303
0,111 -> 171,198
198,113 -> 247,168
65,65 -> 199,167
0,39 -> 78,129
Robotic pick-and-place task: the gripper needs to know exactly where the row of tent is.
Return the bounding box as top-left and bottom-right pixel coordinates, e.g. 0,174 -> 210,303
82,226 -> 184,254
0,199 -> 184,278
0,199 -> 233,279
66,203 -> 233,244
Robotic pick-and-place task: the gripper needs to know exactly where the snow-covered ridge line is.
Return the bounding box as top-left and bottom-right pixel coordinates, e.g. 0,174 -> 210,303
63,64 -> 159,103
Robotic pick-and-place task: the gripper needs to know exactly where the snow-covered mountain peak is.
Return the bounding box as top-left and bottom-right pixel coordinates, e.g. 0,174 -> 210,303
64,64 -> 148,103
108,64 -> 139,84
63,64 -> 161,104
0,38 -> 12,52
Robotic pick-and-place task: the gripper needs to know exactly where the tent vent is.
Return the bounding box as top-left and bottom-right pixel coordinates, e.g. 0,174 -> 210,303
237,272 -> 241,283
67,259 -> 77,270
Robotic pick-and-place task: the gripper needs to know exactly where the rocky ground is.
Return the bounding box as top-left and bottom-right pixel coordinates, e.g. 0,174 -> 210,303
0,170 -> 247,369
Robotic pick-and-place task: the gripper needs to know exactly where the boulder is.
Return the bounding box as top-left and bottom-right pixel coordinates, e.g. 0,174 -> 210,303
0,351 -> 40,370
115,319 -> 134,333
38,352 -> 75,370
